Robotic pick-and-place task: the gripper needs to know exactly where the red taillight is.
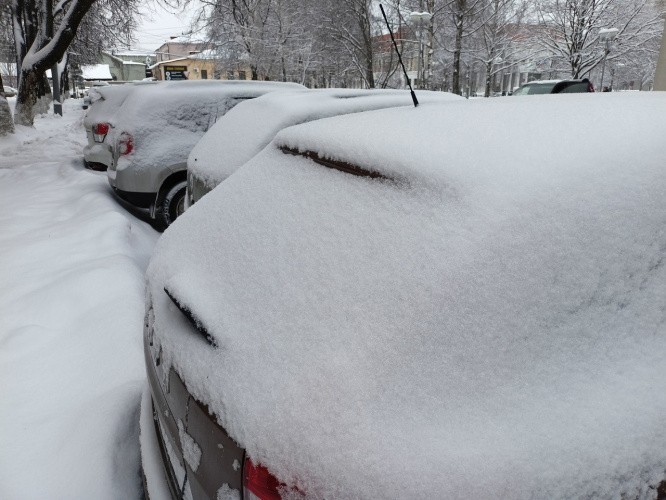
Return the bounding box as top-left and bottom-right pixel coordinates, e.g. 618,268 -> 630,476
118,132 -> 133,155
93,122 -> 109,143
243,458 -> 282,500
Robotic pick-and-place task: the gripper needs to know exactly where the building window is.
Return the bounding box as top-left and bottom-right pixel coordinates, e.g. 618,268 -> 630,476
201,69 -> 208,79
227,70 -> 235,80
238,70 -> 246,80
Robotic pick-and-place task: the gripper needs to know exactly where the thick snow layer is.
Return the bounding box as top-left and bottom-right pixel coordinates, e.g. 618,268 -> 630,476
188,88 -> 463,190
0,100 -> 159,499
112,80 -> 304,173
83,83 -> 138,131
149,92 -> 666,499
82,64 -> 114,80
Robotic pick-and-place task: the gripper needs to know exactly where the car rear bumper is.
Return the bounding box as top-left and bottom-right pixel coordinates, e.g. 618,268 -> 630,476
111,187 -> 155,209
83,143 -> 113,169
143,305 -> 245,500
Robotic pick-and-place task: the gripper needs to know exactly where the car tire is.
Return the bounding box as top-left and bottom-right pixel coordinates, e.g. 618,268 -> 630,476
155,181 -> 186,231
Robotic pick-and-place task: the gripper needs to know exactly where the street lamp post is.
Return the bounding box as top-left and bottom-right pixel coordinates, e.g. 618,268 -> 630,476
599,28 -> 619,91
409,11 -> 432,89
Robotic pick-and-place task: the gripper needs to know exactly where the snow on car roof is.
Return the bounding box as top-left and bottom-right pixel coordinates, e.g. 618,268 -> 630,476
81,64 -> 113,80
524,79 -> 562,84
148,92 -> 666,499
83,84 -> 137,129
114,80 -> 305,131
112,80 -> 304,172
188,88 -> 463,190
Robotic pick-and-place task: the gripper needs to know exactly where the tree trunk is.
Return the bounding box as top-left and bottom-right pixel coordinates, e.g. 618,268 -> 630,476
0,73 -> 15,136
485,60 -> 492,97
452,10 -> 464,95
14,70 -> 41,126
12,0 -> 97,126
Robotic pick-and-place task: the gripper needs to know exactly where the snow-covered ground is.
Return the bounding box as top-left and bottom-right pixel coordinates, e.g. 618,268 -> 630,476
0,99 -> 159,499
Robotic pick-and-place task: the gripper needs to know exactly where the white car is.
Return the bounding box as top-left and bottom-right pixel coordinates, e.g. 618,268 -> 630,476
142,92 -> 666,499
186,88 -> 463,206
82,83 -> 140,171
105,80 -> 304,230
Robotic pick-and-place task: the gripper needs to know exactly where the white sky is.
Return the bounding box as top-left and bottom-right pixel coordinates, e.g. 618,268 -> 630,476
134,1 -> 199,51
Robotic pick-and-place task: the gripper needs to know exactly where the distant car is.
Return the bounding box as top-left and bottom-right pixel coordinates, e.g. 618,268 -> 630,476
3,86 -> 17,97
81,81 -> 111,109
105,80 -> 305,230
142,93 -> 666,499
512,78 -> 595,95
83,83 -> 141,171
186,88 -> 463,206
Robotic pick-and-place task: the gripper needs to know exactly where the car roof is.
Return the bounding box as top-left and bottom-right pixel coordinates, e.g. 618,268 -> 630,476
188,88 -> 463,187
523,79 -> 562,85
112,80 -> 305,131
149,92 -> 666,498
83,84 -> 137,128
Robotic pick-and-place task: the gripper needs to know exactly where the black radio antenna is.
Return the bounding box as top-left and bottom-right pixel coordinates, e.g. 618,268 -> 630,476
379,3 -> 419,107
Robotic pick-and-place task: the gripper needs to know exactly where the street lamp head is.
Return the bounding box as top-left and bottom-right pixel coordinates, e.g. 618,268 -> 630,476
599,28 -> 619,41
409,11 -> 433,23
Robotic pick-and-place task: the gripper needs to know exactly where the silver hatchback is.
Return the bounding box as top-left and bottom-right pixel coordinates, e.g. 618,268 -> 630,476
106,80 -> 304,230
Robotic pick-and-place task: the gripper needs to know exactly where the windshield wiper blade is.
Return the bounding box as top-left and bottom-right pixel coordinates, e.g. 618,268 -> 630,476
164,287 -> 218,348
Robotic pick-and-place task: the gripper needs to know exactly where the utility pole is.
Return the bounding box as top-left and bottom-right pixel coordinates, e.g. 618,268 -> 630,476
599,28 -> 618,92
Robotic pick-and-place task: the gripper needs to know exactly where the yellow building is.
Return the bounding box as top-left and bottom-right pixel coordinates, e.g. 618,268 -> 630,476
150,56 -> 217,81
150,52 -> 255,82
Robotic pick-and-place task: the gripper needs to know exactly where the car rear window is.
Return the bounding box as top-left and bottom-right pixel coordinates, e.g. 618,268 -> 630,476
513,83 -> 557,95
527,83 -> 557,94
557,82 -> 590,93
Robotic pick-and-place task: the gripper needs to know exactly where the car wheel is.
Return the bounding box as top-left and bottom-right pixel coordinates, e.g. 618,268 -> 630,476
155,181 -> 186,231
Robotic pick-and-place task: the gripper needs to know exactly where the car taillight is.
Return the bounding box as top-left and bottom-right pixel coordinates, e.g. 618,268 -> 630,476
92,122 -> 109,143
243,458 -> 282,500
118,132 -> 133,155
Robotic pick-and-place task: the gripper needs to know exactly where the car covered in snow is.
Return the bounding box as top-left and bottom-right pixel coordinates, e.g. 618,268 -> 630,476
141,92 -> 666,499
186,88 -> 463,206
83,83 -> 141,171
106,80 -> 304,230
512,78 -> 595,95
3,85 -> 17,97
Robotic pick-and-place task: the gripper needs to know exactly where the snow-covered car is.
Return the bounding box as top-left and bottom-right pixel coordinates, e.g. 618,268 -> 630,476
83,83 -> 141,171
3,85 -> 17,97
512,78 -> 595,95
81,81 -> 111,109
186,88 -> 463,206
106,80 -> 305,230
141,92 -> 666,499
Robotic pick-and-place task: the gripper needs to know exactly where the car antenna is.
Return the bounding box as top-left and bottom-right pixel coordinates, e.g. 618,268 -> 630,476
379,3 -> 418,108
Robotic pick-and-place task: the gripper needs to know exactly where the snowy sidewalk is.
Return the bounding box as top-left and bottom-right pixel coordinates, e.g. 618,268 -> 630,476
0,101 -> 159,499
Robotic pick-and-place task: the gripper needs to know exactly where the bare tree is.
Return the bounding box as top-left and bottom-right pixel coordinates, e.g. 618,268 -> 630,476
322,0 -> 377,88
442,0 -> 485,94
201,0 -> 274,80
11,0 -> 99,125
535,0 -> 663,81
71,0 -> 140,63
472,0 -> 530,96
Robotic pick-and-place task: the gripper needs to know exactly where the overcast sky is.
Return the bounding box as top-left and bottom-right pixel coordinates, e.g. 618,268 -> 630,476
134,2 -> 199,51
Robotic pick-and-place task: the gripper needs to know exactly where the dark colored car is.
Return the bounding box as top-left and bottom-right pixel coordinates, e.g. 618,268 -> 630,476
512,78 -> 595,95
